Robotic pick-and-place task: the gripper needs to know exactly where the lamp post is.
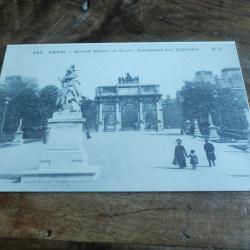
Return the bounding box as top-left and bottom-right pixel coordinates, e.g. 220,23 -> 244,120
177,93 -> 185,134
0,97 -> 11,133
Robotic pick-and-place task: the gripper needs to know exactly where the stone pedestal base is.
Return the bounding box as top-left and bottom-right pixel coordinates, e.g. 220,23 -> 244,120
194,131 -> 202,137
21,166 -> 101,183
12,132 -> 24,145
115,121 -> 121,131
209,126 -> 220,141
194,127 -> 202,137
38,148 -> 89,170
139,120 -> 145,131
157,120 -> 164,131
20,110 -> 101,182
193,120 -> 202,137
98,122 -> 104,132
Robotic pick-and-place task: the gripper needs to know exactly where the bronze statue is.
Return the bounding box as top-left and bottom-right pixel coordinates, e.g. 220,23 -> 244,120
118,73 -> 140,84
57,65 -> 82,111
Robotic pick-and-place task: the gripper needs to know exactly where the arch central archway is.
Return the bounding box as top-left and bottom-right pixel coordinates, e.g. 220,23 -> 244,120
121,103 -> 139,130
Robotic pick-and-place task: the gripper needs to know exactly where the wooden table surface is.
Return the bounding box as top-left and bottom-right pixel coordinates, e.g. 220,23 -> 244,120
0,1 -> 250,249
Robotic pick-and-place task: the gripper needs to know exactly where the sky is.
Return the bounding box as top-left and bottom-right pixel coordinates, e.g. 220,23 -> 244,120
0,42 -> 243,99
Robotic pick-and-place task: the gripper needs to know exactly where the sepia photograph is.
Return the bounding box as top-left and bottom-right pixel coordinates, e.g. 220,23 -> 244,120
0,41 -> 249,191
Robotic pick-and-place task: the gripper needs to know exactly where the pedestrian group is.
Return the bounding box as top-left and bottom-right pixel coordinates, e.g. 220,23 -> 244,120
173,138 -> 216,170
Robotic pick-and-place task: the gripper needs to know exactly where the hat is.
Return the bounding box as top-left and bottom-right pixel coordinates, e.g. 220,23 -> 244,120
69,65 -> 76,71
176,138 -> 182,143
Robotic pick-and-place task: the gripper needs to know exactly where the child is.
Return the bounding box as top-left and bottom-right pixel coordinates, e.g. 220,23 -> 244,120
188,150 -> 199,169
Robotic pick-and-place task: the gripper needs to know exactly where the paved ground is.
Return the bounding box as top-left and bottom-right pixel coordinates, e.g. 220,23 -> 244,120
0,131 -> 250,191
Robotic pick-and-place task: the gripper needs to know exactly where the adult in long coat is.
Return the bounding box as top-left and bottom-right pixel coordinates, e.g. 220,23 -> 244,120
174,139 -> 187,168
204,139 -> 216,167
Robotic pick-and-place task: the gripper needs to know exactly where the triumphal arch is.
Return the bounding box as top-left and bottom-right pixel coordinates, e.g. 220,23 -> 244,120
95,73 -> 164,132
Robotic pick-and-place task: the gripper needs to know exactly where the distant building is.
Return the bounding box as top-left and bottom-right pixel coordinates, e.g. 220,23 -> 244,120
216,68 -> 242,88
188,68 -> 246,102
221,68 -> 242,87
95,73 -> 164,132
192,68 -> 244,91
194,71 -> 216,84
216,68 -> 247,105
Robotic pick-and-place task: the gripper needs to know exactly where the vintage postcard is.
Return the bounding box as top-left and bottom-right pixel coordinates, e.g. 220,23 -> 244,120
0,42 -> 249,191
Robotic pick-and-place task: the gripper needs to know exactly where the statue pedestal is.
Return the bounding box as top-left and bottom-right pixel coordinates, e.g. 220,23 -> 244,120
157,120 -> 164,131
98,122 -> 104,132
207,113 -> 220,141
115,121 -> 121,131
139,120 -> 145,131
12,131 -> 24,145
194,127 -> 202,137
21,110 -> 101,182
193,120 -> 202,137
209,125 -> 220,141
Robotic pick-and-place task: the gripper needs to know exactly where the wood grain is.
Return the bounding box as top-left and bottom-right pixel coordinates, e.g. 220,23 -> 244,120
1,192 -> 250,249
1,1 -> 250,249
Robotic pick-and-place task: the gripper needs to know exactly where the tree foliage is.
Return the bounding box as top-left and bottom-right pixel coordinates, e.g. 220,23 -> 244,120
180,81 -> 248,134
81,97 -> 97,130
0,76 -> 60,138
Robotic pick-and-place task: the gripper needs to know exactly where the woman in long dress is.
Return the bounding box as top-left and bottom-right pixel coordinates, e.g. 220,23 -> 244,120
174,139 -> 187,168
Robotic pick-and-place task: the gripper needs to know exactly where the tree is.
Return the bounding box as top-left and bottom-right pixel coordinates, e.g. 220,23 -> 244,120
215,88 -> 248,130
1,76 -> 60,138
81,97 -> 97,130
180,81 -> 248,135
1,76 -> 39,132
39,85 -> 60,117
180,81 -> 215,134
